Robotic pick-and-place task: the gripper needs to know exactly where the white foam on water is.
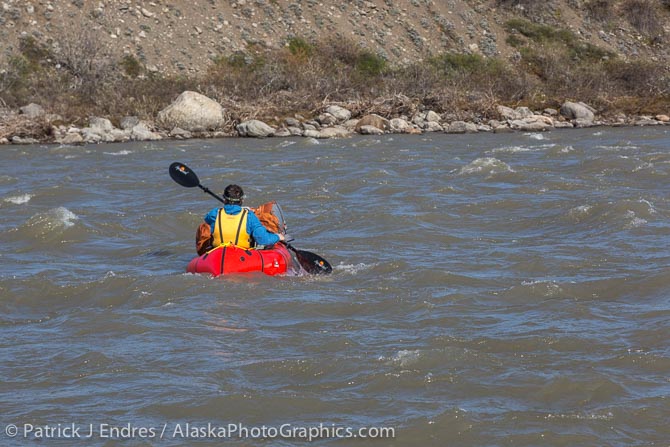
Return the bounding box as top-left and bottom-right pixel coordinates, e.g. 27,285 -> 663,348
458,157 -> 514,175
639,199 -> 657,214
488,146 -> 533,154
279,140 -> 296,148
103,150 -> 133,156
35,206 -> 79,229
53,207 -> 79,228
335,263 -> 371,275
26,206 -> 79,236
558,145 -> 575,153
624,210 -> 647,229
379,349 -> 422,368
525,132 -> 546,140
598,144 -> 639,152
568,204 -> 592,219
391,349 -> 422,367
305,138 -> 320,145
545,412 -> 614,421
520,279 -> 563,296
4,193 -> 32,204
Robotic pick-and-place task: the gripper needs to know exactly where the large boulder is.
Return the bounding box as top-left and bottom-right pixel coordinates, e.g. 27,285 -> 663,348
389,118 -> 411,133
354,114 -> 389,133
317,113 -> 337,126
81,129 -> 102,143
325,105 -> 352,122
303,129 -> 321,139
342,119 -> 359,130
81,117 -> 115,142
56,133 -> 84,145
497,105 -> 517,121
510,115 -> 554,131
157,91 -> 225,131
131,122 -> 162,141
318,127 -> 352,138
19,103 -> 45,119
274,127 -> 291,137
424,121 -> 444,132
560,101 -> 595,122
89,117 -> 114,134
284,117 -> 301,127
445,121 -> 478,133
554,121 -> 574,129
110,129 -> 131,142
635,117 -> 660,126
288,126 -> 303,136
120,116 -> 140,130
425,110 -> 441,123
497,105 -> 533,121
169,127 -> 193,139
236,120 -> 275,137
358,125 -> 384,135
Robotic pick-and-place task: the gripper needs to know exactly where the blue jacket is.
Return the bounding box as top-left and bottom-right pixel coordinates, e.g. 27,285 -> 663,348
204,205 -> 280,247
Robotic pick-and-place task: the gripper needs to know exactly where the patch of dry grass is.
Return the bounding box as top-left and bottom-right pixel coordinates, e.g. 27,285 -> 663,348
0,113 -> 52,140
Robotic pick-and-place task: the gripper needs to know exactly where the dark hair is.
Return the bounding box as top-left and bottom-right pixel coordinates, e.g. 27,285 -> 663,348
223,184 -> 244,204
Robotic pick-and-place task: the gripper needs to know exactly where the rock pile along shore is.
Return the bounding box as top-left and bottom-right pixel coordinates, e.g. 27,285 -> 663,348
2,91 -> 668,145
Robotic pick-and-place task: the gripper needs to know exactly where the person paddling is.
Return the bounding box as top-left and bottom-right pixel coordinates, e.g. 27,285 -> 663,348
196,184 -> 285,255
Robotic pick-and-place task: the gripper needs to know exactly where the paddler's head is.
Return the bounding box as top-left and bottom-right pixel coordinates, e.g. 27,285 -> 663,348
223,184 -> 244,205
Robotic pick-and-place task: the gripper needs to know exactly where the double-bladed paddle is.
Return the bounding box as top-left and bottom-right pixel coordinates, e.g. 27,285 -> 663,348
169,162 -> 224,204
169,162 -> 333,275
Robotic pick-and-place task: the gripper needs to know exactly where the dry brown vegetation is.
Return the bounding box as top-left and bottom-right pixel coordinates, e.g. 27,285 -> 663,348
622,0 -> 665,40
0,24 -> 668,131
0,112 -> 52,140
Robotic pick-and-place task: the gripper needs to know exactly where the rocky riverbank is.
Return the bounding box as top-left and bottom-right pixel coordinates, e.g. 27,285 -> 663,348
2,2 -> 669,145
1,91 -> 668,146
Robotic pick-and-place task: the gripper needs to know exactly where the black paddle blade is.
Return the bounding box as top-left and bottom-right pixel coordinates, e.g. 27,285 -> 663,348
169,162 -> 200,188
290,246 -> 333,275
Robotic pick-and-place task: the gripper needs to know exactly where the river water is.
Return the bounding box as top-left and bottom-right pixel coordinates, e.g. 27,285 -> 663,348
1,127 -> 668,446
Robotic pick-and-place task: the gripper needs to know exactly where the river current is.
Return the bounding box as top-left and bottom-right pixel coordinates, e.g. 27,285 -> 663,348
1,127 -> 669,446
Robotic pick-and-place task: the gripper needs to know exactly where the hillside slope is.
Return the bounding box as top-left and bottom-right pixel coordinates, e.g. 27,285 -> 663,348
1,0 -> 669,74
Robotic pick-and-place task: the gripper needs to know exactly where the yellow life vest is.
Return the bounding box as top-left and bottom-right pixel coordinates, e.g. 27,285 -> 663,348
211,208 -> 253,249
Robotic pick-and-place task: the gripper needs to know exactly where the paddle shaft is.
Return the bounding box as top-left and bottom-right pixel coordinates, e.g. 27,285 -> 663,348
199,185 -> 225,204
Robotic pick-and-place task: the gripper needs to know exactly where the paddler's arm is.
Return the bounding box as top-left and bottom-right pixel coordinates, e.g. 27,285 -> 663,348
247,211 -> 284,246
203,207 -> 219,233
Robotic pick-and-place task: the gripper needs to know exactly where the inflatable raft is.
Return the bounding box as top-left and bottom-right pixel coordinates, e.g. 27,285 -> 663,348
186,244 -> 295,276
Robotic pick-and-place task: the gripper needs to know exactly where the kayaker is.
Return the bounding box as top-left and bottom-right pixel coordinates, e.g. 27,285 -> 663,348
195,184 -> 285,255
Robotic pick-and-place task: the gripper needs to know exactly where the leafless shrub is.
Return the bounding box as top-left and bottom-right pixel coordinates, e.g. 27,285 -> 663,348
0,114 -> 51,139
51,26 -> 116,95
585,0 -> 614,22
603,59 -> 670,96
0,67 -> 18,98
622,0 -> 663,39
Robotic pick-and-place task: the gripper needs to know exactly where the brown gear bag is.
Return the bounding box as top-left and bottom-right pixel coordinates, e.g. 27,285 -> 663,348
252,201 -> 280,234
195,222 -> 213,255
